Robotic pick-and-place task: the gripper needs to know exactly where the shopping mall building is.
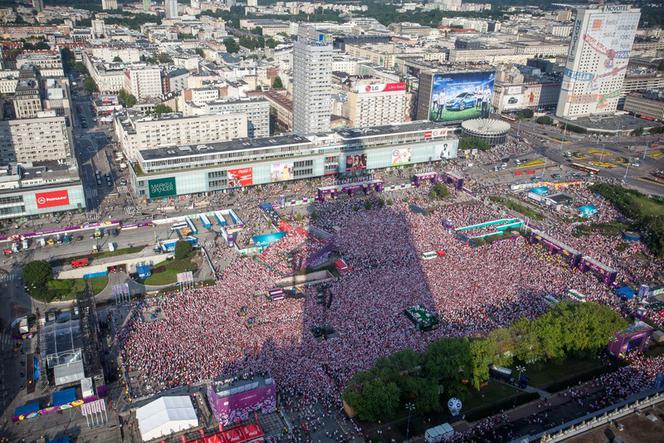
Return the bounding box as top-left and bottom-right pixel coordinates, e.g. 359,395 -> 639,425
129,121 -> 459,199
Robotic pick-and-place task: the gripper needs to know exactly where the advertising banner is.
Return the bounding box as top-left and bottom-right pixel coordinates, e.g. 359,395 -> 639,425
148,177 -> 177,199
502,93 -> 524,110
345,154 -> 367,171
391,148 -> 412,166
430,71 -> 495,122
360,82 -> 407,93
227,167 -> 253,187
35,190 -> 69,209
270,162 -> 294,181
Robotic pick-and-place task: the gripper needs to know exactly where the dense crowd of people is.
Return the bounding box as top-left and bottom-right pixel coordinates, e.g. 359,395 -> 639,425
118,180 -> 661,406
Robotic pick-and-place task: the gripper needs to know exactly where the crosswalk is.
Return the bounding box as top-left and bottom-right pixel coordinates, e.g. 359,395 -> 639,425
0,270 -> 20,284
0,333 -> 13,352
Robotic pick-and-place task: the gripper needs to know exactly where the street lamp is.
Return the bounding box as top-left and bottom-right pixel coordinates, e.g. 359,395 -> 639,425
405,402 -> 415,441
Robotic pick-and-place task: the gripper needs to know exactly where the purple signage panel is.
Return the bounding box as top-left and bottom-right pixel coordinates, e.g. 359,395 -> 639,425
207,382 -> 276,426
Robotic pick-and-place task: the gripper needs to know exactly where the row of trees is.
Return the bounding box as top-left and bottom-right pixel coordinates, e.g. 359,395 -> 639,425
590,183 -> 664,257
343,301 -> 626,422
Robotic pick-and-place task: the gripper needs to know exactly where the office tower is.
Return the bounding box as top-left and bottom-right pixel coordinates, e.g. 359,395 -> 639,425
143,0 -> 150,11
165,0 -> 178,19
32,0 -> 44,12
556,5 -> 640,119
124,66 -> 163,101
101,0 -> 118,10
293,25 -> 332,135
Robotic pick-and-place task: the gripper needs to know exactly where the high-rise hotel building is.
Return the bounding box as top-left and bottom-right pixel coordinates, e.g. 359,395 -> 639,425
556,5 -> 640,119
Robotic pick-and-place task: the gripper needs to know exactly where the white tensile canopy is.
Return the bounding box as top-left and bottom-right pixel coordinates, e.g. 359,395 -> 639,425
136,396 -> 198,442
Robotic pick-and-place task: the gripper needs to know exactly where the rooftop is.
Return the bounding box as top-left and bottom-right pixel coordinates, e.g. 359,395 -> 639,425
336,121 -> 453,139
139,134 -> 311,162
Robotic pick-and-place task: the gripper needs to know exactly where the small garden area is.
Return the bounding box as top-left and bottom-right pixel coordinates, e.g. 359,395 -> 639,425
45,276 -> 108,302
140,240 -> 198,286
22,259 -> 109,302
489,196 -> 545,221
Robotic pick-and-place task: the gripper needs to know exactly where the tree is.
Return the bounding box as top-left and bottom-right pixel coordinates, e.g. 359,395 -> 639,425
118,89 -> 138,108
345,379 -> 400,422
517,109 -> 534,119
112,55 -> 123,63
223,37 -> 240,54
459,136 -> 490,151
157,52 -> 173,63
195,48 -> 205,57
272,76 -> 283,89
536,116 -> 553,125
23,260 -> 52,297
429,183 -> 450,200
153,104 -> 173,116
61,47 -> 76,73
265,37 -> 278,49
118,89 -> 137,108
83,76 -> 98,93
174,240 -> 193,260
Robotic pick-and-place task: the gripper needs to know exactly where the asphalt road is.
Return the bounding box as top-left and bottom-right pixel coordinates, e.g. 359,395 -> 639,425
515,120 -> 664,195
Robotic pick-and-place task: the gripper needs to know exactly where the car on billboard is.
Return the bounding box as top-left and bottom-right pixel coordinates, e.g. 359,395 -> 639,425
445,92 -> 478,111
508,97 -> 519,104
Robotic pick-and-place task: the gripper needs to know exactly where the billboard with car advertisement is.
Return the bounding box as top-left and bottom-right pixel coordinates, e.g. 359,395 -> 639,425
345,154 -> 367,171
35,190 -> 69,209
391,148 -> 412,166
148,177 -> 177,199
270,162 -> 294,182
429,71 -> 495,122
227,167 -> 253,187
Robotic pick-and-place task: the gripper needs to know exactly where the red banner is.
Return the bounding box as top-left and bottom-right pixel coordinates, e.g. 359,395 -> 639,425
227,168 -> 253,187
35,190 -> 69,208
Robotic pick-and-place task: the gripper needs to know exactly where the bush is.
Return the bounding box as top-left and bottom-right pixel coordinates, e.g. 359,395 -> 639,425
23,260 -> 52,297
459,136 -> 490,151
174,240 -> 193,260
517,109 -> 534,119
430,183 -> 450,200
536,116 -> 553,125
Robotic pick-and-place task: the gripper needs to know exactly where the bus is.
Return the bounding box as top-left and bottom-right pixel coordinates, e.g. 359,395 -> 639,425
567,289 -> 587,302
570,163 -> 600,175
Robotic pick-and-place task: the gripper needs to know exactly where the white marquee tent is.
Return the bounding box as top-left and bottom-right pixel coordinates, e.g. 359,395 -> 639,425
136,396 -> 198,441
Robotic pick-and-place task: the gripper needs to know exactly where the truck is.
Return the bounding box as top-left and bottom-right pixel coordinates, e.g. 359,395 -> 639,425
71,258 -> 90,268
424,423 -> 454,443
108,242 -> 116,252
21,238 -> 29,249
159,236 -> 198,253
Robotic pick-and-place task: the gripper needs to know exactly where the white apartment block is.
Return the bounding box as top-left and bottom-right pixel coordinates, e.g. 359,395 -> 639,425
344,82 -> 409,128
83,53 -> 128,93
165,0 -> 179,19
556,6 -> 641,119
15,50 -> 63,74
90,47 -> 142,64
124,67 -> 162,101
101,0 -> 118,10
115,112 -> 248,161
0,114 -> 72,163
181,97 -> 270,138
293,25 -> 333,135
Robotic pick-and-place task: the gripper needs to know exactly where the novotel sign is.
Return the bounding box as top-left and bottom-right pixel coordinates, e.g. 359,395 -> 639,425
361,82 -> 407,93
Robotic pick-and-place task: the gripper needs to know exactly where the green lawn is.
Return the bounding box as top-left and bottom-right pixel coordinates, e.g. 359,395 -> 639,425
573,222 -> 628,237
50,245 -> 145,267
43,276 -> 108,302
525,355 -> 607,389
142,257 -> 198,286
462,381 -> 523,411
490,196 -> 545,221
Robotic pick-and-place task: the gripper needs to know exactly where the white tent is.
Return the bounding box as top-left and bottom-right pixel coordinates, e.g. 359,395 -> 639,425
136,396 -> 198,442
